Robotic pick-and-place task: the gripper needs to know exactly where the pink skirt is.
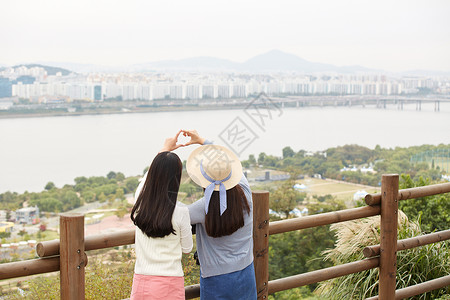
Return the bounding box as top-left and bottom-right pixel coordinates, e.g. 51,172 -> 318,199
130,273 -> 185,300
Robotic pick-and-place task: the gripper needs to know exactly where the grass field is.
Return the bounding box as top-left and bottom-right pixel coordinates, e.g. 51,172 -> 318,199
251,174 -> 381,207
299,177 -> 380,201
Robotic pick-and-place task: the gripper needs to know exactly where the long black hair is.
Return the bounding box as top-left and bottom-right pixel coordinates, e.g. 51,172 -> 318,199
205,184 -> 250,238
131,151 -> 182,238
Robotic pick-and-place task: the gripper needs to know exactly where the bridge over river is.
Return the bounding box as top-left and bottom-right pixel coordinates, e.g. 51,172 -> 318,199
267,95 -> 450,111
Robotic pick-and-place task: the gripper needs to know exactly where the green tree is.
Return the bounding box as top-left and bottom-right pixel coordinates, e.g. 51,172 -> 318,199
258,152 -> 266,165
81,189 -> 96,203
269,181 -> 297,218
115,206 -> 128,219
115,172 -> 125,181
61,189 -> 81,211
107,171 -> 117,179
282,146 -> 295,159
268,199 -> 345,295
88,176 -> 109,187
124,177 -> 139,194
326,144 -> 374,166
0,232 -> 11,239
398,174 -> 450,232
0,191 -> 22,210
98,192 -> 107,203
44,182 -> 55,190
74,176 -> 88,185
115,188 -> 125,201
270,180 -> 304,219
263,155 -> 280,167
74,181 -> 88,192
32,197 -> 62,212
95,184 -> 119,197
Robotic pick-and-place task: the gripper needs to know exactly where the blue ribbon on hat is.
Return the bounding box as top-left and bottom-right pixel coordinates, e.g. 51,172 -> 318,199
200,160 -> 232,216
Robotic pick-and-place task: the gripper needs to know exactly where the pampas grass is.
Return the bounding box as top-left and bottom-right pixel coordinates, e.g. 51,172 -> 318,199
317,211 -> 449,299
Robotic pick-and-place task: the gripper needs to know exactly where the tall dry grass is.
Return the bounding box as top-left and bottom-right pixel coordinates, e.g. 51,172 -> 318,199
316,211 -> 449,299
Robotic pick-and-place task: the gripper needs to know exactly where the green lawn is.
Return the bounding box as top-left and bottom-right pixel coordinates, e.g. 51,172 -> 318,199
297,177 -> 380,203
251,175 -> 380,206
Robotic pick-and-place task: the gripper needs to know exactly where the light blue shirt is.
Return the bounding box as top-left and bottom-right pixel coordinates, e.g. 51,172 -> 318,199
188,174 -> 254,278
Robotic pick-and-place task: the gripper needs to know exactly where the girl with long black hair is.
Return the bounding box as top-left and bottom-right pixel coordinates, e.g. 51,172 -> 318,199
130,131 -> 193,300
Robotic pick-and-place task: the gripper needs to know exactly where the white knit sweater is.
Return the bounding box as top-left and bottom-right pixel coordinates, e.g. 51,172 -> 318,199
133,173 -> 193,277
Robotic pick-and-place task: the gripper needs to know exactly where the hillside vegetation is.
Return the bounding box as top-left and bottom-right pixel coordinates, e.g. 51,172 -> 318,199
0,143 -> 449,299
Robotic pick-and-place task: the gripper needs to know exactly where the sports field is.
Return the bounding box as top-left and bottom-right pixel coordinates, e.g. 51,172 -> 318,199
295,177 -> 380,205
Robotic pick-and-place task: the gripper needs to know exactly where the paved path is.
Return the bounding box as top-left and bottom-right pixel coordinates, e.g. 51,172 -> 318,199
85,213 -> 134,236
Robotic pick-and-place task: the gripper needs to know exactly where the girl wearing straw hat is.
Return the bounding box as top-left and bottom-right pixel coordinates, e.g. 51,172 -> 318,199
183,130 -> 257,300
130,130 -> 193,300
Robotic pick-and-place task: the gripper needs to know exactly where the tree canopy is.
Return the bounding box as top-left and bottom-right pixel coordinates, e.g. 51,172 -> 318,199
1,171 -> 140,214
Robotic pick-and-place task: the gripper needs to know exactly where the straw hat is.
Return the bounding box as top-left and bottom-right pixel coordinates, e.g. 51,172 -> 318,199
186,144 -> 242,191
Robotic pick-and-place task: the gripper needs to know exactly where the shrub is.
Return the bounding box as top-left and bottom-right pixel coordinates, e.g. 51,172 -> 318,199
317,211 -> 449,299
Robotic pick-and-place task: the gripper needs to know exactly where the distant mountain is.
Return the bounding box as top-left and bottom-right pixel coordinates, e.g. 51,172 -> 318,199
240,49 -> 334,72
6,50 -> 449,75
132,49 -> 381,74
0,64 -> 73,76
34,62 -> 128,73
239,50 -> 383,73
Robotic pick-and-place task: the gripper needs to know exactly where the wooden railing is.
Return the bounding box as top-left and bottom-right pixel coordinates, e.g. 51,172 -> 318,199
0,174 -> 449,299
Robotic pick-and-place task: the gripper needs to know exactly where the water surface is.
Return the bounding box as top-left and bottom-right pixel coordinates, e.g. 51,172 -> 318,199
1,102 -> 449,193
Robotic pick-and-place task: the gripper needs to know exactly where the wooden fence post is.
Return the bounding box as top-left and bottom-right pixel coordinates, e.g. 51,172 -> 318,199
379,174 -> 399,300
252,191 -> 270,300
60,213 -> 85,300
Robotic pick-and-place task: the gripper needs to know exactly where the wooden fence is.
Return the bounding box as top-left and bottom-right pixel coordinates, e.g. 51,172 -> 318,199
0,174 -> 449,299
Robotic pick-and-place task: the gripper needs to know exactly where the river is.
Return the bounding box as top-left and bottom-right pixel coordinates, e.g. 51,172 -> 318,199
1,102 -> 449,193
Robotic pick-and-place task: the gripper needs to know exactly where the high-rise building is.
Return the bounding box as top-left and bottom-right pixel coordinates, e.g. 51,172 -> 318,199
0,77 -> 12,98
153,84 -> 169,100
232,84 -> 247,98
186,85 -> 200,99
94,85 -> 102,100
169,85 -> 184,99
217,84 -> 231,99
202,85 -> 216,99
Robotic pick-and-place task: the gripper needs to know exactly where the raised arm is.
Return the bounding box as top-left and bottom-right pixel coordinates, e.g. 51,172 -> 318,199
159,130 -> 185,152
181,129 -> 207,146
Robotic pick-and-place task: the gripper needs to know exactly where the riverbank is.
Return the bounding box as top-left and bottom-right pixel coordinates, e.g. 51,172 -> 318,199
0,103 -> 248,119
2,96 -> 449,120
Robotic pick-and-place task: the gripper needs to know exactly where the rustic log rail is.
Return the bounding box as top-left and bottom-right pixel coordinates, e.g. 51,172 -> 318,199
269,204 -> 380,235
365,275 -> 450,300
0,175 -> 449,300
363,229 -> 450,258
36,229 -> 135,257
268,257 -> 380,294
365,181 -> 450,205
0,256 -> 61,279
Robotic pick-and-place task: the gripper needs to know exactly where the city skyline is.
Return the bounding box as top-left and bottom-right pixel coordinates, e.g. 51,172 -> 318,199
3,64 -> 447,102
1,0 -> 450,72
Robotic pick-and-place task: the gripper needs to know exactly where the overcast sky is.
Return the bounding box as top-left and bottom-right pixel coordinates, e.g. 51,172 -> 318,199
1,0 -> 450,72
